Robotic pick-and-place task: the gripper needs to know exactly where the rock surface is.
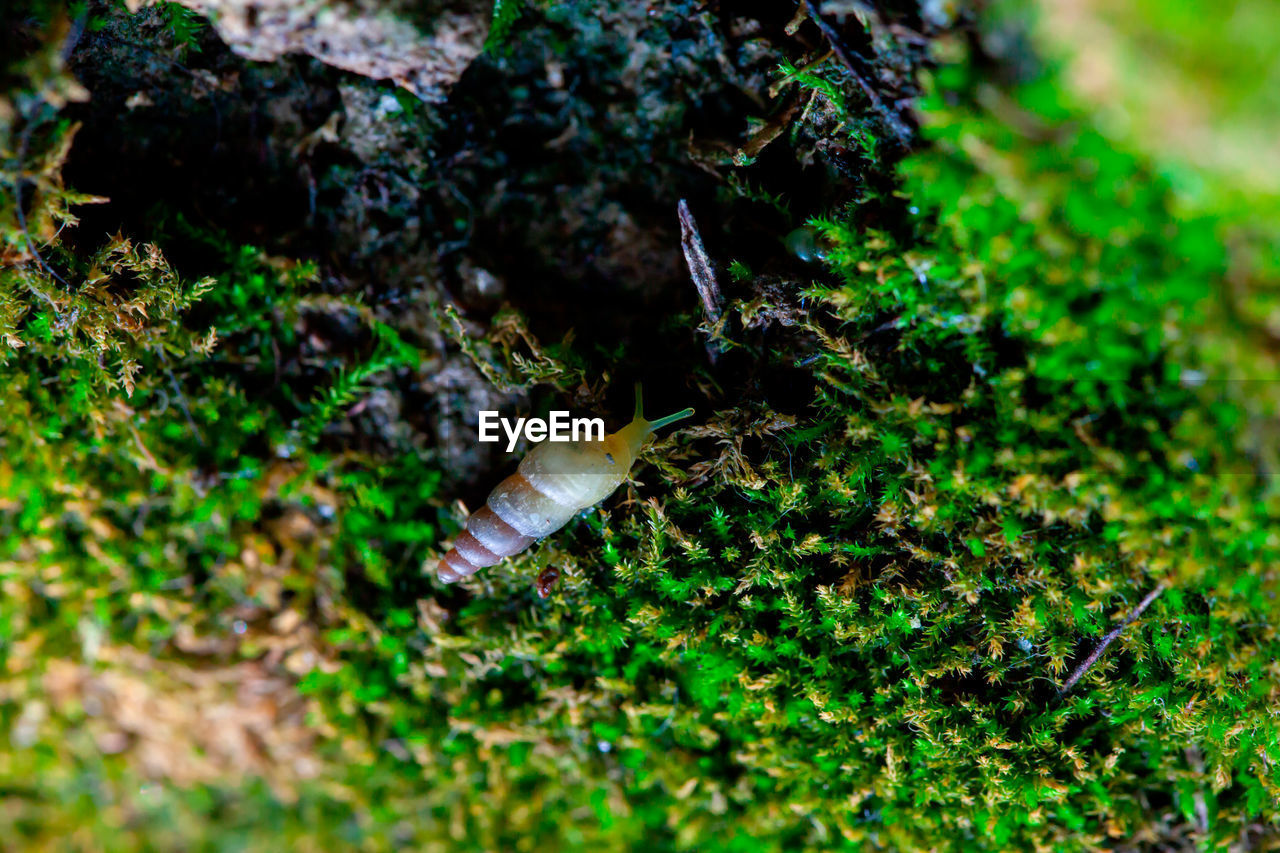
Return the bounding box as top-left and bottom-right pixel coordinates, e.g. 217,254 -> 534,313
169,0 -> 489,100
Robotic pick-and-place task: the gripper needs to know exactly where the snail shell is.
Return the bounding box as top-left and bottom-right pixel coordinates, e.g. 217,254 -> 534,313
437,387 -> 693,583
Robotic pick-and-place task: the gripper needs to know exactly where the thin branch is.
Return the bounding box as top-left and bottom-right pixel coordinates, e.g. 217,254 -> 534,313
677,199 -> 725,364
768,48 -> 834,99
12,108 -> 74,303
1059,582 -> 1166,695
164,360 -> 205,446
10,7 -> 89,308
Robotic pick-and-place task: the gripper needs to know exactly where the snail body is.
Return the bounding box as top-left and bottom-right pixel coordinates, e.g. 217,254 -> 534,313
437,387 -> 693,584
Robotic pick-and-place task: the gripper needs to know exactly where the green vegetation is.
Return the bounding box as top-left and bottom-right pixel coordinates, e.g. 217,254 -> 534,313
1026,0 -> 1280,218
2,0 -> 1278,850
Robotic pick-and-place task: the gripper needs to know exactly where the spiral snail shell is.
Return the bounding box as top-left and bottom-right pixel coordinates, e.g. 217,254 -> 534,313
436,387 -> 694,584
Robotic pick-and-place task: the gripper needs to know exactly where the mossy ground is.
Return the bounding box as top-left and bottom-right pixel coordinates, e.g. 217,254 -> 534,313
2,1 -> 1279,850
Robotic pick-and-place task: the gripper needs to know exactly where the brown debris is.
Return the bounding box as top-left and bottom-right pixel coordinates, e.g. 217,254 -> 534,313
40,644 -> 326,795
535,565 -> 560,599
734,92 -> 804,165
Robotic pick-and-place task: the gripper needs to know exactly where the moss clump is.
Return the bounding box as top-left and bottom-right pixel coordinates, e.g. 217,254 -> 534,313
2,8 -> 444,843
352,63 -> 1275,852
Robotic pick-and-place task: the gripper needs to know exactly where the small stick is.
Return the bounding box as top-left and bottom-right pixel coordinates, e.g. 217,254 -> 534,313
677,199 -> 725,363
1059,582 -> 1166,695
12,108 -> 73,306
11,8 -> 92,313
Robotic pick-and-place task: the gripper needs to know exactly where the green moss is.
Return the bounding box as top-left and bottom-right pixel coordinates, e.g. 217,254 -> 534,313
484,0 -> 527,53
327,47 -> 1275,853
2,10 -> 446,832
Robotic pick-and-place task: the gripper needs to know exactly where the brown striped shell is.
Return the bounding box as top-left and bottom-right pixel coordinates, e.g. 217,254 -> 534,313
436,390 -> 693,584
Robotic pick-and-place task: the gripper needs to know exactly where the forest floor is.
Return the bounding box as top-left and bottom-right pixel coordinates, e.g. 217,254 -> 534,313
3,1 -> 1280,850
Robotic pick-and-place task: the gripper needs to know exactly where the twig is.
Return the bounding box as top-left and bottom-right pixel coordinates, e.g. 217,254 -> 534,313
1059,582 -> 1166,695
802,0 -> 911,145
12,107 -> 73,304
677,199 -> 725,364
164,362 -> 205,446
768,48 -> 834,99
9,7 -> 92,313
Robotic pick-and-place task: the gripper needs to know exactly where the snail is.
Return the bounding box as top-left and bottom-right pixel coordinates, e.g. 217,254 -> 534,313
436,387 -> 694,584
535,565 -> 560,598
